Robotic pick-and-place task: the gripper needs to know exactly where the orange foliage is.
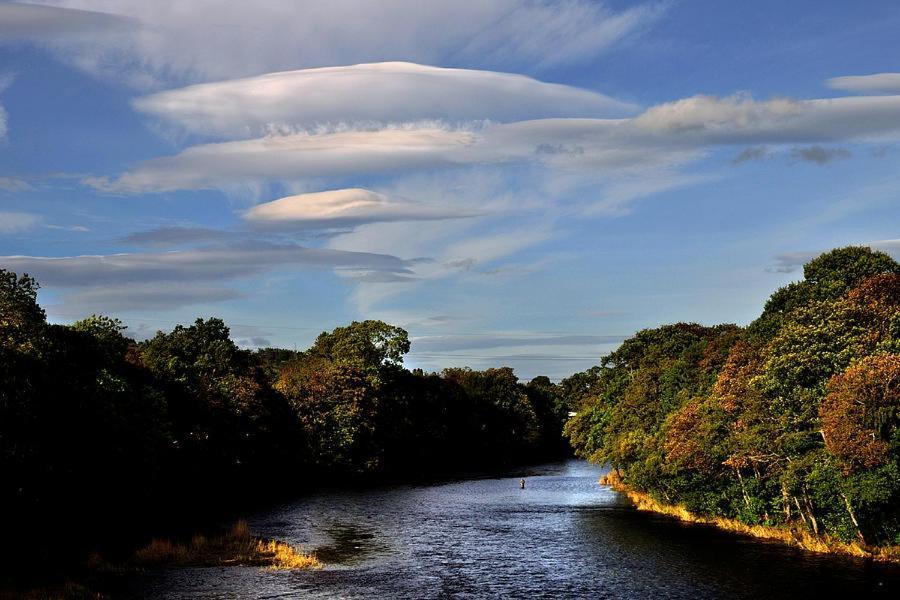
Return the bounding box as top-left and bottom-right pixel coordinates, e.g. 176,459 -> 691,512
821,354 -> 900,471
711,340 -> 764,413
846,274 -> 900,334
663,398 -> 715,471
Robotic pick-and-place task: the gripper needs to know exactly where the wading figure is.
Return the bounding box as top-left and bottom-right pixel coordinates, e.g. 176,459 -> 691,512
520,478 -> 526,489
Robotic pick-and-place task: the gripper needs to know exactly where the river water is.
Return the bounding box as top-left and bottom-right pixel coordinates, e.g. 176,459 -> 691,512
120,460 -> 900,598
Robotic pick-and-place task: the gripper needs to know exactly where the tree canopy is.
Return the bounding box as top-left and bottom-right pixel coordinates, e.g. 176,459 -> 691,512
566,246 -> 900,546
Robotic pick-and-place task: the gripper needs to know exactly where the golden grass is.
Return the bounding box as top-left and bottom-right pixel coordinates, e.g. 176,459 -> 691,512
133,520 -> 322,571
600,474 -> 900,563
257,540 -> 323,570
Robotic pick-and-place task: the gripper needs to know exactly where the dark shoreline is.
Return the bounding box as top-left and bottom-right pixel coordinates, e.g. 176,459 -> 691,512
1,454 -> 571,596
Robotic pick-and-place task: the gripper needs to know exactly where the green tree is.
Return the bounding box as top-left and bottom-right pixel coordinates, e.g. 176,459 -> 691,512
310,320 -> 410,373
0,269 -> 45,352
276,356 -> 380,473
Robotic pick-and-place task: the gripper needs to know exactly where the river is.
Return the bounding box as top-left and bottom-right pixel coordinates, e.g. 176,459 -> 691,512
118,460 -> 900,598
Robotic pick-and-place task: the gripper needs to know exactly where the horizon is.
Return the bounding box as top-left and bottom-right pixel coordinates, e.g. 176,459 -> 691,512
2,0 -> 900,380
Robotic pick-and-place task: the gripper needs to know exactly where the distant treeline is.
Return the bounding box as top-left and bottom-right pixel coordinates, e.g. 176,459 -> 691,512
565,247 -> 900,547
0,274 -> 571,556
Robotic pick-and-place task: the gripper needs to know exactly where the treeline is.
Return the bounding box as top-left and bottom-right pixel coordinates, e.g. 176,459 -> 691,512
0,271 -> 569,556
565,247 -> 900,547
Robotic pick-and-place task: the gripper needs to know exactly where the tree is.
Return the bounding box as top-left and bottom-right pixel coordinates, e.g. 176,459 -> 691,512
141,317 -> 249,385
821,354 -> 900,471
310,320 -> 410,374
803,246 -> 899,296
747,246 -> 899,342
0,269 -> 45,352
276,356 -> 380,473
139,317 -> 291,479
72,315 -> 130,362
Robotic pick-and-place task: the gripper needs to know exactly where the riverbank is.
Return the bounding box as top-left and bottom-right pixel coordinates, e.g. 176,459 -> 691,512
601,471 -> 900,564
1,521 -> 320,599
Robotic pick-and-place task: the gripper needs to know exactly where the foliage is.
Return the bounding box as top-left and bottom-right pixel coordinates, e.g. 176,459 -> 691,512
0,270 -> 45,352
133,520 -> 320,570
0,277 -> 569,563
309,320 -> 410,374
567,246 -> 900,546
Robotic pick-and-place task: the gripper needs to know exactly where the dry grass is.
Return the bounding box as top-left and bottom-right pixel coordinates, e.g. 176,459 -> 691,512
601,474 -> 900,563
133,520 -> 322,571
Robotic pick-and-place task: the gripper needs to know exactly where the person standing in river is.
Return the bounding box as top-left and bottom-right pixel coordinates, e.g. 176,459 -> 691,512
520,478 -> 526,489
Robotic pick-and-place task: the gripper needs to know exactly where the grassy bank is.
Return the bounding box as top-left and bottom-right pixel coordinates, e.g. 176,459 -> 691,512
1,522 -> 320,599
601,471 -> 900,564
132,520 -> 321,570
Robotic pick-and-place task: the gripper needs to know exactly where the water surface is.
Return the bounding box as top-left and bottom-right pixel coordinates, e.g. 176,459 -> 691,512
121,460 -> 900,598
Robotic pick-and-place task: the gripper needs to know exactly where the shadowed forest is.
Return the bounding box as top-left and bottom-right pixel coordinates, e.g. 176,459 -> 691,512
1,275 -> 571,567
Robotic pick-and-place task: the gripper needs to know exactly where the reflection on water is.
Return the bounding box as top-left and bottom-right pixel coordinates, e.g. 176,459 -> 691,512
313,523 -> 385,565
118,460 -> 900,598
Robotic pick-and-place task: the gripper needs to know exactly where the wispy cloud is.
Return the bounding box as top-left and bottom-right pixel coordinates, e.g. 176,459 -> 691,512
35,1 -> 663,84
0,72 -> 13,138
766,251 -> 820,273
0,177 -> 33,192
769,239 -> 900,273
790,145 -> 851,164
0,211 -> 41,234
411,332 -> 626,352
0,2 -> 136,40
59,283 -> 243,312
84,126 -> 481,193
827,73 -> 900,95
118,226 -> 237,247
0,242 -> 412,286
732,146 -> 768,164
0,241 -> 415,311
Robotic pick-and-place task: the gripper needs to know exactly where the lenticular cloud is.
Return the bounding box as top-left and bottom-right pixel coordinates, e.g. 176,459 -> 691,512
243,188 -> 479,230
133,62 -> 635,138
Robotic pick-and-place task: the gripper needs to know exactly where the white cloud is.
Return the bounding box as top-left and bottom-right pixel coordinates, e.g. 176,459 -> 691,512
0,241 -> 412,287
118,226 -> 236,247
0,212 -> 41,233
243,187 -> 479,230
870,239 -> 900,257
410,333 -> 625,352
85,126 -> 480,192
35,1 -> 663,84
0,2 -> 135,40
89,93 -> 900,194
0,72 -> 13,138
442,227 -> 552,267
584,172 -> 718,216
134,62 -> 635,138
827,73 -> 900,95
59,283 -> 243,312
0,240 -> 422,312
453,0 -> 666,70
630,93 -> 900,144
0,176 -> 35,192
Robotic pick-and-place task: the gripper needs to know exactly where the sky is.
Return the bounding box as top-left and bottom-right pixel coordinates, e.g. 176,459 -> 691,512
1,0 -> 899,380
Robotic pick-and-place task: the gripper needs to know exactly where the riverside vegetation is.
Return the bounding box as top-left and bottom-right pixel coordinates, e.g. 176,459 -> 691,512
0,267 -> 570,583
2,244 -> 899,591
565,246 -> 900,560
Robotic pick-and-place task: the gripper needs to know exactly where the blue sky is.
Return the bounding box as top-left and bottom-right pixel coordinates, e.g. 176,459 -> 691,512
1,0 -> 899,379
